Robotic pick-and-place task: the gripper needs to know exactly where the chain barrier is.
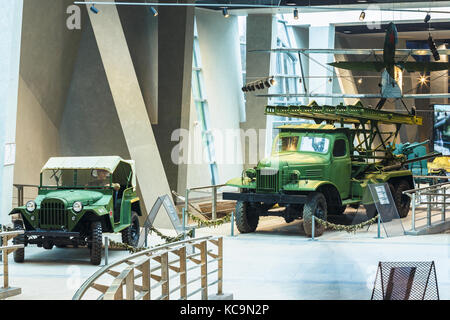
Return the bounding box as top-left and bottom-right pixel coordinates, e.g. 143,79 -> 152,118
314,215 -> 379,233
187,211 -> 232,228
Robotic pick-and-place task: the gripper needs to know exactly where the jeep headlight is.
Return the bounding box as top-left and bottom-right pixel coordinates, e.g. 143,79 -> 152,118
72,201 -> 83,213
26,200 -> 36,213
245,168 -> 256,179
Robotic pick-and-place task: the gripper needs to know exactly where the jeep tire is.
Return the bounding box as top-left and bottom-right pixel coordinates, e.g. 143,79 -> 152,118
89,221 -> 102,265
122,211 -> 140,247
13,220 -> 25,263
235,201 -> 259,233
302,192 -> 327,237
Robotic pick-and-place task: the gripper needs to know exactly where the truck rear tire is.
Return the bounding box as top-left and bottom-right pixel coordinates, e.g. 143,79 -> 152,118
89,221 -> 102,265
122,211 -> 140,247
302,192 -> 327,237
392,180 -> 412,218
235,201 -> 259,233
13,220 -> 25,263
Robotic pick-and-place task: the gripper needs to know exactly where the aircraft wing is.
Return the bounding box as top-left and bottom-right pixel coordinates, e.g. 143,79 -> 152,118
400,62 -> 450,72
250,48 -> 450,56
328,61 -> 385,72
255,93 -> 450,99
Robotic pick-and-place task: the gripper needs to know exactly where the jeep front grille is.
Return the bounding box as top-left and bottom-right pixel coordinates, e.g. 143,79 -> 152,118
256,168 -> 279,193
39,200 -> 68,229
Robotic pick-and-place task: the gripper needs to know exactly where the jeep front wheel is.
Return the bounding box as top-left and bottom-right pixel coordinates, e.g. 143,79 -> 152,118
122,211 -> 140,247
235,201 -> 259,233
13,220 -> 25,263
302,192 -> 327,237
89,221 -> 102,265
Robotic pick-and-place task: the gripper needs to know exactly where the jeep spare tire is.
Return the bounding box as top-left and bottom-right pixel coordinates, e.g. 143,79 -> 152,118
302,192 -> 327,237
122,211 -> 140,247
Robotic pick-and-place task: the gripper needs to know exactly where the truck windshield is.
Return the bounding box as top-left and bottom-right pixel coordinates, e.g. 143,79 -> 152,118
300,136 -> 330,154
275,136 -> 300,152
41,169 -> 113,188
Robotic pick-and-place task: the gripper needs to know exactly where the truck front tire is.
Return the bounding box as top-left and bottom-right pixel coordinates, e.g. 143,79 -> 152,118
235,201 -> 259,233
13,220 -> 25,263
89,221 -> 102,265
392,180 -> 412,218
302,192 -> 327,237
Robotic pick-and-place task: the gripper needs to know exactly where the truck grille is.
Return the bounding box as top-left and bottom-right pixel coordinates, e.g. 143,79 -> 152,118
256,168 -> 279,193
39,200 -> 68,229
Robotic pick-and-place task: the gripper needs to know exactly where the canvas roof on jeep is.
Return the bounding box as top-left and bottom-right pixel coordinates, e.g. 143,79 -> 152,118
41,156 -> 136,186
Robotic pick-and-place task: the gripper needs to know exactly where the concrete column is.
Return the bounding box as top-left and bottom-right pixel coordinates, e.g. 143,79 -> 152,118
157,0 -> 194,194
87,1 -> 173,229
0,0 -> 23,225
242,14 -> 276,168
308,25 -> 335,105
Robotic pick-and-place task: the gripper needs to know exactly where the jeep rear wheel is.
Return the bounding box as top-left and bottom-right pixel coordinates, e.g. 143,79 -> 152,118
122,211 -> 140,247
13,220 -> 25,263
302,192 -> 327,237
235,201 -> 259,233
89,221 -> 102,265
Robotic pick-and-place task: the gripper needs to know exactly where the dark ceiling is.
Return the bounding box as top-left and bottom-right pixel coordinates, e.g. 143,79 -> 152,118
336,22 -> 450,34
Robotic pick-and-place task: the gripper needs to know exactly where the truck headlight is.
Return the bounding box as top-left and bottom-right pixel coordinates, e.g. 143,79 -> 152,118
26,200 -> 36,213
290,170 -> 300,181
245,168 -> 256,179
73,201 -> 83,213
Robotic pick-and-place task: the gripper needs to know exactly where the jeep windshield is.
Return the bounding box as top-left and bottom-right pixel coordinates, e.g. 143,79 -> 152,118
274,135 -> 329,154
40,169 -> 113,188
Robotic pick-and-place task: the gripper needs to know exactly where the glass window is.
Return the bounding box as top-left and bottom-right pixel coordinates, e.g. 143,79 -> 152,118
300,136 -> 330,154
276,136 -> 300,152
41,169 -> 113,188
333,139 -> 347,157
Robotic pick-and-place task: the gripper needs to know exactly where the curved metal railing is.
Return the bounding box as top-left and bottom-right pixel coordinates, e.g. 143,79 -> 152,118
72,236 -> 223,300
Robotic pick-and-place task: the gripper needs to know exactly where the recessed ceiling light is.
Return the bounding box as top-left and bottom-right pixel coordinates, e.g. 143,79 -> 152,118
357,0 -> 368,3
286,1 -> 297,5
344,30 -> 351,34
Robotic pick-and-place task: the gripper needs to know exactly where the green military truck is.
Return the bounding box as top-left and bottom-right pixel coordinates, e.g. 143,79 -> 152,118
9,156 -> 141,265
223,102 -> 429,237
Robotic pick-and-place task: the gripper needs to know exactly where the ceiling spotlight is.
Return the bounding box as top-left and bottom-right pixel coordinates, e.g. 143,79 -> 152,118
149,6 -> 158,16
90,5 -> 99,14
286,1 -> 296,5
270,77 -> 276,86
328,78 -> 332,83
259,81 -> 265,89
222,7 -> 230,18
424,13 -> 431,24
242,86 -> 248,92
359,11 -> 365,21
264,79 -> 271,88
293,8 -> 299,20
357,78 -> 363,84
250,84 -> 255,91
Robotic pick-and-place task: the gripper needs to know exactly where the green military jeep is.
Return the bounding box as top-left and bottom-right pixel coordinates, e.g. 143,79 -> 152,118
223,123 -> 414,237
10,156 -> 142,265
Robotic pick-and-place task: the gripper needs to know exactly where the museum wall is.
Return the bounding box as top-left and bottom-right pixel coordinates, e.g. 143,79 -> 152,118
14,0 -> 82,189
194,9 -> 245,186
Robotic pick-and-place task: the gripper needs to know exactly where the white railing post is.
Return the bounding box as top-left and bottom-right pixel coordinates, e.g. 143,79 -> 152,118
411,192 -> 416,232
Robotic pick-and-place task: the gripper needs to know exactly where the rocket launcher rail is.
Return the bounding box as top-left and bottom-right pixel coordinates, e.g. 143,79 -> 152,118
265,101 -> 422,126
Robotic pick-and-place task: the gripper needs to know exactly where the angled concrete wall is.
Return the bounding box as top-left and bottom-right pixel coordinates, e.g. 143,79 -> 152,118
0,0 -> 23,225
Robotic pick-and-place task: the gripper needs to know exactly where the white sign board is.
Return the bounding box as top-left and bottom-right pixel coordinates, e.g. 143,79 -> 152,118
4,143 -> 16,166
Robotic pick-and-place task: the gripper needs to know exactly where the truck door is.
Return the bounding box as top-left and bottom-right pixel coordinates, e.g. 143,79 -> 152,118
330,138 -> 351,199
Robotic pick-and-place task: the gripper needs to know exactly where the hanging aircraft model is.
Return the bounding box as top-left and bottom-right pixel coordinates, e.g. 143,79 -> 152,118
251,22 -> 450,104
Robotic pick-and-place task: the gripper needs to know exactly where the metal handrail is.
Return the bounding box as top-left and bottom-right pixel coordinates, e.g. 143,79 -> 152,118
183,184 -> 230,222
72,236 -> 223,300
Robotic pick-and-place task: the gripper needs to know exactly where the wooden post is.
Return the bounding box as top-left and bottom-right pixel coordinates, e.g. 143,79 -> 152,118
114,283 -> 123,300
179,247 -> 187,299
161,252 -> 169,300
125,268 -> 135,300
217,237 -> 223,295
141,259 -> 151,300
200,240 -> 208,300
3,236 -> 8,289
